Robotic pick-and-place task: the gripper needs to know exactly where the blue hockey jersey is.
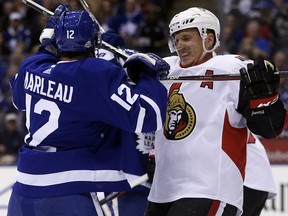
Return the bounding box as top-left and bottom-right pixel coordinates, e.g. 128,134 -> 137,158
10,50 -> 167,198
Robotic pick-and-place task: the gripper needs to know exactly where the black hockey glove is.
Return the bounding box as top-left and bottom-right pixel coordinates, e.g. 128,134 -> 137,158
123,53 -> 170,83
239,59 -> 279,99
39,3 -> 71,53
238,59 -> 286,138
147,157 -> 155,184
146,145 -> 156,184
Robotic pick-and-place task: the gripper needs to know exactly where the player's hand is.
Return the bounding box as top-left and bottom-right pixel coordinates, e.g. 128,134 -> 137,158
48,3 -> 71,28
123,53 -> 170,83
39,3 -> 71,43
101,30 -> 124,47
239,59 -> 279,99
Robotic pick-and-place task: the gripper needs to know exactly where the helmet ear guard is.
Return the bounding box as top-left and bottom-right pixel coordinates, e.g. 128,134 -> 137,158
168,7 -> 220,53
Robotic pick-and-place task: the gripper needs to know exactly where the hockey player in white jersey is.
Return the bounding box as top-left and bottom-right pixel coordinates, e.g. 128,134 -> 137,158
243,133 -> 277,216
7,4 -> 170,216
145,7 -> 288,216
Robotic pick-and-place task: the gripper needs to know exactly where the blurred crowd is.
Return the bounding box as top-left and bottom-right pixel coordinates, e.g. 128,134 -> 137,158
0,0 -> 287,165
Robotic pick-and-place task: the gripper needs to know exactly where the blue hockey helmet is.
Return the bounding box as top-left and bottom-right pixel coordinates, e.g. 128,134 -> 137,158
55,10 -> 99,53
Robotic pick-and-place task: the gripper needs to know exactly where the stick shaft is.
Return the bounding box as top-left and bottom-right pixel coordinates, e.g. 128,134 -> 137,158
22,0 -> 53,16
99,174 -> 149,205
78,0 -> 105,33
160,71 -> 288,81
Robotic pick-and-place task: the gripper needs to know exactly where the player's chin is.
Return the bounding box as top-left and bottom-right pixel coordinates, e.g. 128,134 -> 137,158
180,58 -> 194,68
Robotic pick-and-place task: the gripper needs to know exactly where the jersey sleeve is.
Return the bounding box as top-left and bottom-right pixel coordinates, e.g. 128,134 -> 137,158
77,58 -> 167,133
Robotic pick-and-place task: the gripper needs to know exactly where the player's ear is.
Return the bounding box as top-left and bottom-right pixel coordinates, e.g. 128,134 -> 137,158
205,32 -> 215,50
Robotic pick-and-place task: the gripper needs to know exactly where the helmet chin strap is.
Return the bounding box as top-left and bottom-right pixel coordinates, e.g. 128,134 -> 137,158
198,36 -> 216,63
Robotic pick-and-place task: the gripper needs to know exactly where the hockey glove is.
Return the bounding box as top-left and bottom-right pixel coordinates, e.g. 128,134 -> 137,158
123,53 -> 170,83
147,157 -> 155,184
101,30 -> 125,47
39,3 -> 71,52
147,145 -> 155,184
238,59 -> 286,138
239,59 -> 279,99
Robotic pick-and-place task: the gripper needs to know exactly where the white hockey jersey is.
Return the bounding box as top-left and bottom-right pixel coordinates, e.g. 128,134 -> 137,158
244,133 -> 277,199
148,54 -> 253,214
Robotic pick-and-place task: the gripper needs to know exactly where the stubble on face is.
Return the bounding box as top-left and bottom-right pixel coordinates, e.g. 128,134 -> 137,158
174,29 -> 203,68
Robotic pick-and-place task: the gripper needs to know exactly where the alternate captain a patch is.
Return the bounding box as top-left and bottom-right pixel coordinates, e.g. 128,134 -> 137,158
164,83 -> 196,140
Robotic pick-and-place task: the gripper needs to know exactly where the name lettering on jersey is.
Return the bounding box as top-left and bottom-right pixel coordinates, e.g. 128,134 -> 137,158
24,72 -> 73,103
163,83 -> 196,140
136,132 -> 155,154
200,70 -> 213,89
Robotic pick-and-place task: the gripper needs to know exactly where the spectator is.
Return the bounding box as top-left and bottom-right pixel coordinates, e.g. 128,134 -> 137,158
0,31 -> 10,55
242,18 -> 272,59
106,0 -> 144,48
222,11 -> 245,54
0,1 -> 15,31
273,49 -> 288,71
270,0 -> 288,53
3,12 -> 32,55
97,0 -> 117,31
132,3 -> 169,56
0,112 -> 23,165
0,76 -> 16,116
238,36 -> 265,60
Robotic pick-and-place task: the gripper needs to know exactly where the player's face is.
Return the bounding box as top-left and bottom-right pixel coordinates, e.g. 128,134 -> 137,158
174,29 -> 203,67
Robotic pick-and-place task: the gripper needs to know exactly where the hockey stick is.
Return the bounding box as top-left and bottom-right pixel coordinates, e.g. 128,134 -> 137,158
78,0 -> 105,33
77,0 -> 129,61
22,0 -> 53,16
160,71 -> 288,81
21,0 -> 288,81
99,173 -> 149,205
21,0 -> 128,59
0,183 -> 14,196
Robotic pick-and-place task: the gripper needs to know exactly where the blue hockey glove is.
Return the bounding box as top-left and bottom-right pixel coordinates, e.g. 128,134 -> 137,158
101,30 -> 124,47
123,53 -> 170,83
39,3 -> 71,44
240,59 -> 279,99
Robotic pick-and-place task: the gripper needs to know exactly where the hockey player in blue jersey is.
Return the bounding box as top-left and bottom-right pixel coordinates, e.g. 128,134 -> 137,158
7,4 -> 169,216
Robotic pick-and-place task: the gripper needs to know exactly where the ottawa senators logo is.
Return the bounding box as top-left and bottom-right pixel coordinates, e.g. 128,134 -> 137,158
163,83 -> 196,140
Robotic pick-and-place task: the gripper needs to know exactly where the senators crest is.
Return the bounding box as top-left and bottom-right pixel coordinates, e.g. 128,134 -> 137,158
164,83 -> 196,140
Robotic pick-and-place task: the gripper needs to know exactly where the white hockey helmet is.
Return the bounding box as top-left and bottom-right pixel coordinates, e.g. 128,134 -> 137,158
168,7 -> 220,53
